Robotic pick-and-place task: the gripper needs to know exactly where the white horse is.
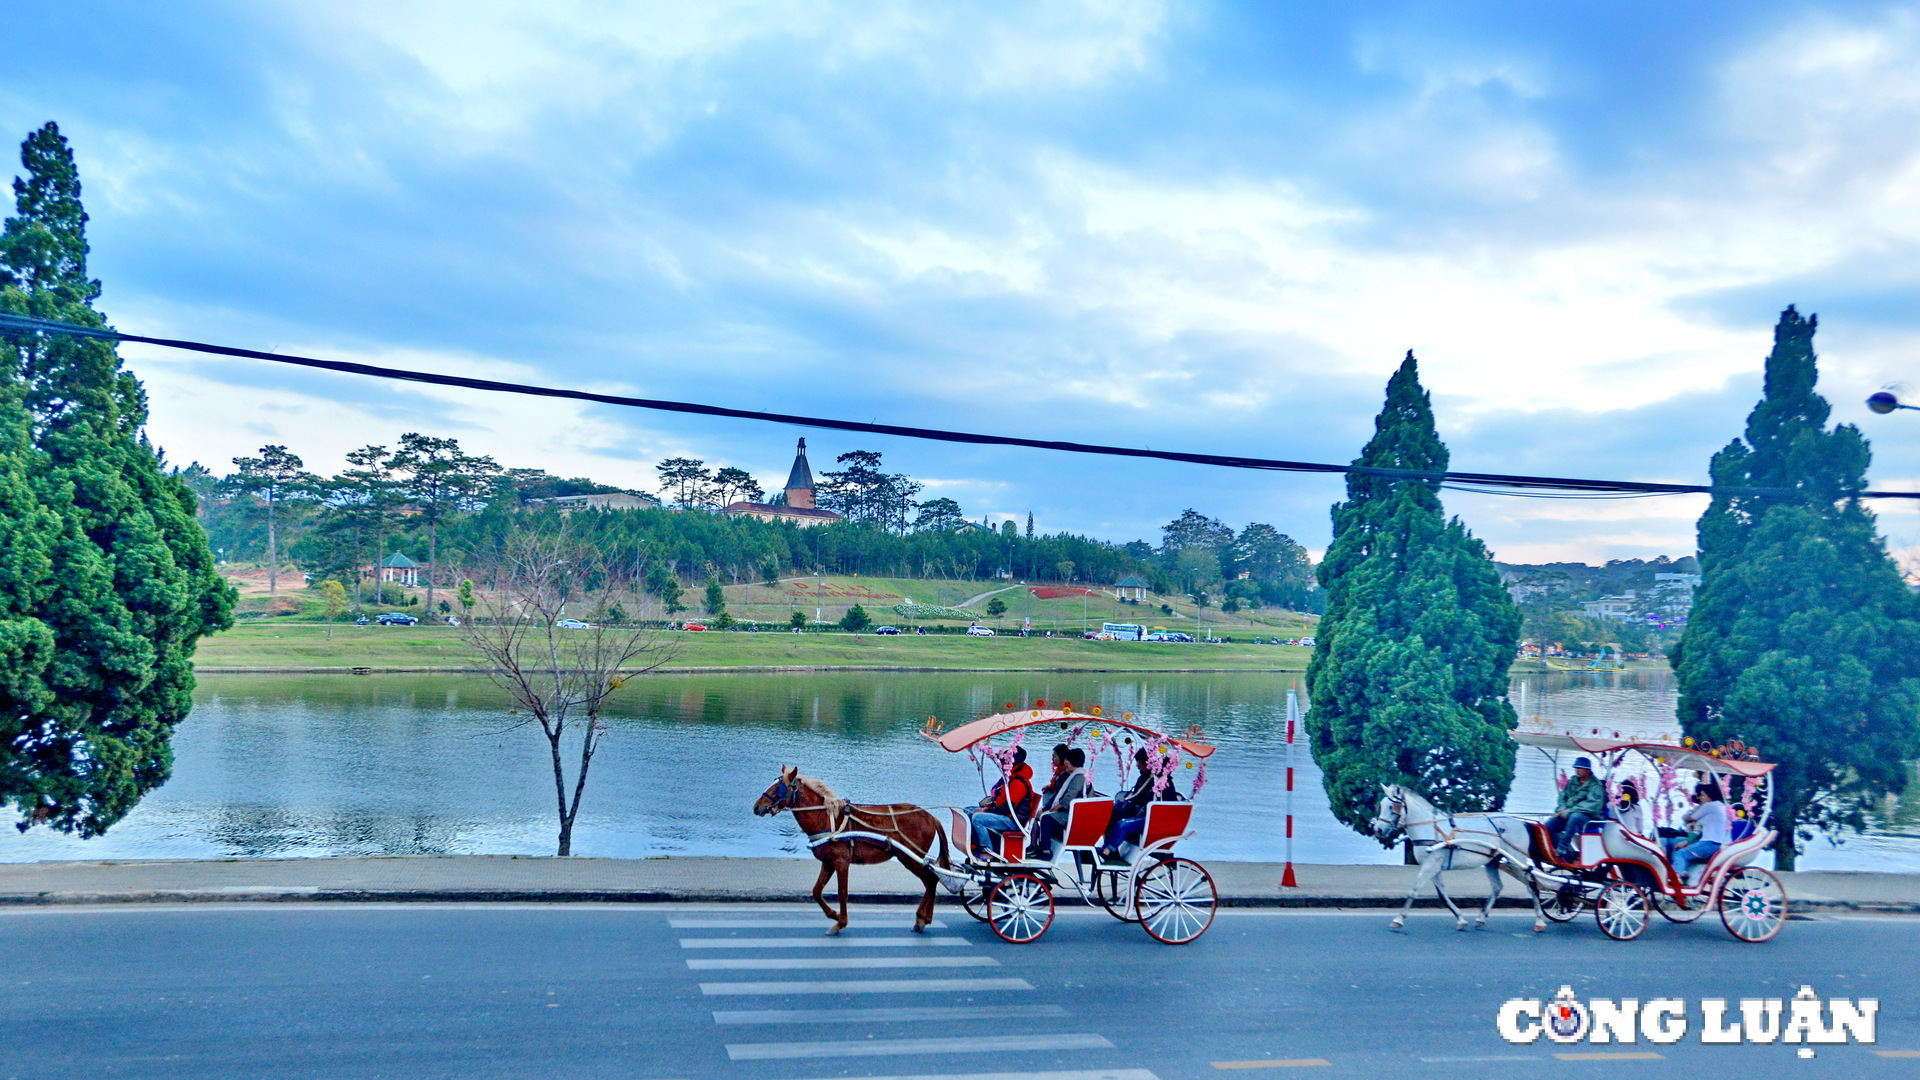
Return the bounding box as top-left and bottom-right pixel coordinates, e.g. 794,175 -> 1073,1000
1370,784 -> 1549,933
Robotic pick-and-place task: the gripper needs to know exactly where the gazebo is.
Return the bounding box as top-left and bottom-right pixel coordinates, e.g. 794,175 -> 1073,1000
379,552 -> 421,587
1115,574 -> 1150,601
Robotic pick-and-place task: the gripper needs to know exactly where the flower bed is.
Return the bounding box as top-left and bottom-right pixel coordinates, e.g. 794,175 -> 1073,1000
1029,587 -> 1103,599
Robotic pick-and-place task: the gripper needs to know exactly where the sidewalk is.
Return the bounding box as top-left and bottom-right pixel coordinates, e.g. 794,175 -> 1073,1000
0,856 -> 1914,911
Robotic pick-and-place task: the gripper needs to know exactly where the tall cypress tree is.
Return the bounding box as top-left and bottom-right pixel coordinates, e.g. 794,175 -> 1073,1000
0,122 -> 234,835
1307,353 -> 1521,837
1674,307 -> 1920,869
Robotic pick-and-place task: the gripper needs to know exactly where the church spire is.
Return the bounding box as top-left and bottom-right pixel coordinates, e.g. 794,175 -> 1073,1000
784,438 -> 816,509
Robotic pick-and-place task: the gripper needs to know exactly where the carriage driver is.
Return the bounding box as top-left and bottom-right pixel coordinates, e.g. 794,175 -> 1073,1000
1544,757 -> 1605,860
966,746 -> 1035,858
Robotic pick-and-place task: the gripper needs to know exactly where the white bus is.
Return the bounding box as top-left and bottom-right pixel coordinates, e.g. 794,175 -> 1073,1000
1101,622 -> 1146,641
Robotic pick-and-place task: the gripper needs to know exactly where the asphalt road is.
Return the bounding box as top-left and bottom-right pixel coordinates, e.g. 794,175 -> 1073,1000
4,902 -> 1916,1080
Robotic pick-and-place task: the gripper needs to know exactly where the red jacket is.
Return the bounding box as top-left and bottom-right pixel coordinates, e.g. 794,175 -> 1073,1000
987,763 -> 1035,817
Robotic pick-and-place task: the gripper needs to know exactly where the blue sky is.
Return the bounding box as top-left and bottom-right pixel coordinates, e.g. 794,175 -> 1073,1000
6,1 -> 1920,562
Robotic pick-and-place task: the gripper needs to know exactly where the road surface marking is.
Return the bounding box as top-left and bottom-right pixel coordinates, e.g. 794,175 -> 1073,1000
715,1005 -> 1070,1024
700,977 -> 1035,996
681,936 -> 972,948
729,1033 -> 1114,1060
689,956 -> 1000,970
1210,1060 -> 1331,1069
671,917 -> 948,929
1553,1052 -> 1663,1061
1417,1056 -> 1544,1063
779,1060 -> 1152,1068
1874,1050 -> 1920,1057
783,1071 -> 1157,1080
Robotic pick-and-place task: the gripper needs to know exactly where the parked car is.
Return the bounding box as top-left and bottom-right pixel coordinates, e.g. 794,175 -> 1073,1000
1166,632 -> 1193,643
555,618 -> 590,629
1082,630 -> 1115,640
873,626 -> 902,635
1297,637 -> 1315,648
965,625 -> 995,637
375,613 -> 418,626
681,623 -> 708,632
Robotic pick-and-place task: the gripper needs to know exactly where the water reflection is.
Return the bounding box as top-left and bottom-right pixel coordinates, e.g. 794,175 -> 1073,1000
3,670 -> 1913,871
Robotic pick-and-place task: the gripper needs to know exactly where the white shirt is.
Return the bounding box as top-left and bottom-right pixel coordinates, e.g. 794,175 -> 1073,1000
1687,800 -> 1733,846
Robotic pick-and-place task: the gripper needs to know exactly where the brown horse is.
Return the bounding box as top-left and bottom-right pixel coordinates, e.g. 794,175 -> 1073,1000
752,766 -> 949,935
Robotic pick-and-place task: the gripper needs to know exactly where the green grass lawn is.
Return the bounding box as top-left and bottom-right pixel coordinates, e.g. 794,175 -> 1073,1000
193,621 -> 1311,673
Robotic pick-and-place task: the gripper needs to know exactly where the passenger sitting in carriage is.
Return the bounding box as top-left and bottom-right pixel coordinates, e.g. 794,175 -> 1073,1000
1096,748 -> 1180,861
1610,778 -> 1647,836
1029,746 -> 1089,861
966,746 -> 1035,858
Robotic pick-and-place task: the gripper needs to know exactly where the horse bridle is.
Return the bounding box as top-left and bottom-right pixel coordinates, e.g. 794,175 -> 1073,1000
763,777 -> 801,815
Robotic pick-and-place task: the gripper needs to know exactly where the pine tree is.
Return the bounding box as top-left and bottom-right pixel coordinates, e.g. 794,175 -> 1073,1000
1674,307 -> 1920,869
1307,353 -> 1521,837
0,122 -> 234,835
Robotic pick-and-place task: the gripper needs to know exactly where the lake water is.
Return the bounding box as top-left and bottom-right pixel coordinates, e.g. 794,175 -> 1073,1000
5,670 -> 1915,871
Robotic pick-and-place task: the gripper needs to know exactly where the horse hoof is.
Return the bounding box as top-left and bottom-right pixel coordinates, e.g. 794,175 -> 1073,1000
1454,922 -> 1468,932
912,921 -> 927,934
1532,922 -> 1547,933
825,924 -> 843,937
1388,919 -> 1405,933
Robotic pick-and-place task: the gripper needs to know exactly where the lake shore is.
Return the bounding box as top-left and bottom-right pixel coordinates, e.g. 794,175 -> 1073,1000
192,622 -> 1314,674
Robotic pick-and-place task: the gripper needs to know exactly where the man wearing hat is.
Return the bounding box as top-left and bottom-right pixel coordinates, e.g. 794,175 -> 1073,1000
1545,757 -> 1605,861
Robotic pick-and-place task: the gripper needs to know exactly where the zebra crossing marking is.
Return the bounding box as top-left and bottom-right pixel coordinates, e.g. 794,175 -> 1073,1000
699,977 -> 1034,996
728,1033 -> 1115,1060
713,1004 -> 1069,1025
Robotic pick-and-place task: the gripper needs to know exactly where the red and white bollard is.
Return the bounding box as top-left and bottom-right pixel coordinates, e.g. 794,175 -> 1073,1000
1282,687 -> 1299,887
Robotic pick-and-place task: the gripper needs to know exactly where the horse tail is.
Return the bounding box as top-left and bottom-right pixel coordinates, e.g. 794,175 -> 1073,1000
933,812 -> 951,869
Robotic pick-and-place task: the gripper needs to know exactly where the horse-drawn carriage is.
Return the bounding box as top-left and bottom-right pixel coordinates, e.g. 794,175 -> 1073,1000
1371,728 -> 1788,943
924,706 -> 1219,945
752,703 -> 1219,944
1511,730 -> 1787,942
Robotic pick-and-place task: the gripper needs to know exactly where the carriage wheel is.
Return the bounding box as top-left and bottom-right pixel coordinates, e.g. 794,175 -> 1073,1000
1134,858 -> 1216,944
1719,867 -> 1787,943
987,874 -> 1054,944
1539,882 -> 1582,923
1094,868 -> 1137,922
1595,881 -> 1651,941
961,885 -> 991,923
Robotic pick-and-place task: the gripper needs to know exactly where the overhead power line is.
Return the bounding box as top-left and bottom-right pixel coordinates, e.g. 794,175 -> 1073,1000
3,311 -> 1915,500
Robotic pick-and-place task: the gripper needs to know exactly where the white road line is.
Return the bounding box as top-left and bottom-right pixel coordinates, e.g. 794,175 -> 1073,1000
1417,1056 -> 1544,1063
671,917 -> 949,929
785,1072 -> 1156,1080
714,1004 -> 1070,1025
681,936 -> 972,949
689,956 -> 1000,971
729,1033 -> 1114,1060
700,977 -> 1034,996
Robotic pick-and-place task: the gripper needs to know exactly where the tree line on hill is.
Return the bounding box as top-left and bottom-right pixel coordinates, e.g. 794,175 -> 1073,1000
178,440 -> 1323,616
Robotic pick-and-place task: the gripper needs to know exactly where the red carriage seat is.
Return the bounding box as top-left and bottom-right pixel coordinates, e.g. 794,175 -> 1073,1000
997,829 -> 1027,862
1140,801 -> 1193,851
1062,798 -> 1114,851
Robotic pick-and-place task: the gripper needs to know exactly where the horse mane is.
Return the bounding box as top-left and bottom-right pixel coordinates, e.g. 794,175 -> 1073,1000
797,774 -> 848,820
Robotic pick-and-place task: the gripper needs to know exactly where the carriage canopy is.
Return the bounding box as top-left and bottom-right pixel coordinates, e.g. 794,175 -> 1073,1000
935,708 -> 1216,758
1509,730 -> 1775,778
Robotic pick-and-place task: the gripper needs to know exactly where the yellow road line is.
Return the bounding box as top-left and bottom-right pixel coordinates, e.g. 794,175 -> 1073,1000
1554,1052 -> 1664,1060
1212,1060 -> 1332,1069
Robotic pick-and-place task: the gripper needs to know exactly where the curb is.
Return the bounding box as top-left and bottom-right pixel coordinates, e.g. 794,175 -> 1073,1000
3,889 -> 1912,912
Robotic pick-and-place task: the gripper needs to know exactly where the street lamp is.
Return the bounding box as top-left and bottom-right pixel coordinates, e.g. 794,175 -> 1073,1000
1868,391 -> 1920,414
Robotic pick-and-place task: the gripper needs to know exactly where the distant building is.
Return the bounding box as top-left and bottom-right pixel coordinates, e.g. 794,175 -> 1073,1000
379,552 -> 421,587
1115,574 -> 1151,601
723,438 -> 846,528
526,492 -> 660,512
1581,593 -> 1636,621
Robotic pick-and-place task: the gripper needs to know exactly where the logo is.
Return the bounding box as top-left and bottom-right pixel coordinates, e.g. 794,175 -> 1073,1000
1542,987 -> 1589,1044
1497,986 -> 1877,1056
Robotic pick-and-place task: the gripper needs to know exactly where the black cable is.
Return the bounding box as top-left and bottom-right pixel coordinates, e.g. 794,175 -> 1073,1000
5,310 -> 1916,500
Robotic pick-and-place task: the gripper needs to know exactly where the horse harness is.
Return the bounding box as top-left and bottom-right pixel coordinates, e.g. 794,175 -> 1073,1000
765,778 -> 935,864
